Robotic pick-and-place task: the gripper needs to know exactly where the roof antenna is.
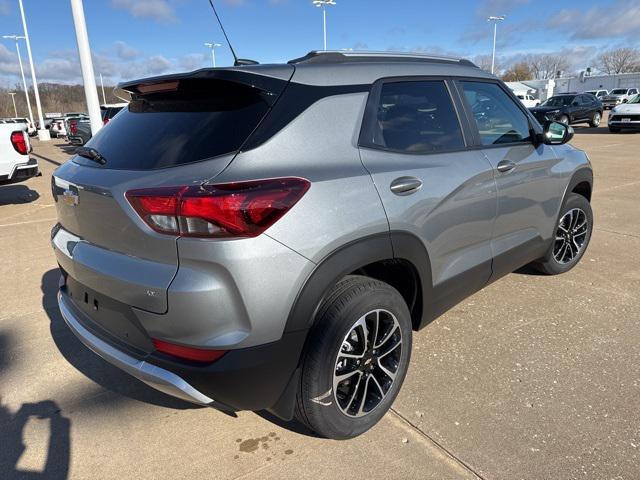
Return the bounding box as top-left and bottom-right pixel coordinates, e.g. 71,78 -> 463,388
207,0 -> 258,66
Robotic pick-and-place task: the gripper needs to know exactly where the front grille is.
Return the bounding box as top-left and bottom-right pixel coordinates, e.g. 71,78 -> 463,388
610,114 -> 640,122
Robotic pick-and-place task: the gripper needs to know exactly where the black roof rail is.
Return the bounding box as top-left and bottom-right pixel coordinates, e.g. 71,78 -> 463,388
288,50 -> 477,67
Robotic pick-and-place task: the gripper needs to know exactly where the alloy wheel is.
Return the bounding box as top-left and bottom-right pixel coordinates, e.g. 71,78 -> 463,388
553,208 -> 588,264
333,309 -> 402,418
593,113 -> 601,126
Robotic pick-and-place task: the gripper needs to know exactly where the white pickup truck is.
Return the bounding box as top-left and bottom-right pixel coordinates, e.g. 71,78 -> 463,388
0,123 -> 39,185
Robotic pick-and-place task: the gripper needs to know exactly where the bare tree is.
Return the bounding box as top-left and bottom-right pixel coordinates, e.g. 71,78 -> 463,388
473,54 -> 500,74
596,47 -> 640,74
525,54 -> 571,80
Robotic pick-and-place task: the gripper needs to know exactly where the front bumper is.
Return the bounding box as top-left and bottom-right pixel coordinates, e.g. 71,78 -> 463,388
58,289 -> 215,405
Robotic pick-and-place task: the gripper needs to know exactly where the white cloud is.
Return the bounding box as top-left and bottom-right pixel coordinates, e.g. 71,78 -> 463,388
549,0 -> 640,40
110,0 -> 177,23
115,41 -> 141,60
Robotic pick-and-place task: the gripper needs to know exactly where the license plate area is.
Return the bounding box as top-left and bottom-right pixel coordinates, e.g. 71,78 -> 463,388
65,275 -> 154,355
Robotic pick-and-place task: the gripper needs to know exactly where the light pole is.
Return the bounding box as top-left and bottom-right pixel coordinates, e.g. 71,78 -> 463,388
99,73 -> 106,104
18,0 -> 49,140
70,0 -> 102,136
487,15 -> 505,75
312,0 -> 336,51
2,35 -> 34,128
9,92 -> 17,117
204,42 -> 221,67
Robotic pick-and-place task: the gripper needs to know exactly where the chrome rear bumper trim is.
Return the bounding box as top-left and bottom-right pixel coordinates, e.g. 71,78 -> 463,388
58,291 -> 214,406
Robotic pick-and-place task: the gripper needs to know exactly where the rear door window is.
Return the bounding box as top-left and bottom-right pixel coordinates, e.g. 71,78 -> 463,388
366,80 -> 465,153
81,78 -> 280,170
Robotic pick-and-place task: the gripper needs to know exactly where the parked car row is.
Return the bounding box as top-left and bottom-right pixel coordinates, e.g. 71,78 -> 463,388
608,94 -> 640,133
45,103 -> 127,145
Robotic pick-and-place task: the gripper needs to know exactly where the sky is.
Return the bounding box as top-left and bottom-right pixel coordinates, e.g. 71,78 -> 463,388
0,0 -> 636,87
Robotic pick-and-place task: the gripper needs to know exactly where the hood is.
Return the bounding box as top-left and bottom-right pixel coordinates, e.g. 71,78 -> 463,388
611,103 -> 640,114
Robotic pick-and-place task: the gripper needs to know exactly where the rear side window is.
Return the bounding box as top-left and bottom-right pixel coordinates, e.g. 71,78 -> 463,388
460,81 -> 531,146
83,79 -> 274,170
368,80 -> 464,153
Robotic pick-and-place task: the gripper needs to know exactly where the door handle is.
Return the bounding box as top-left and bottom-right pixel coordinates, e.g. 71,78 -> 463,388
497,160 -> 516,173
390,176 -> 423,196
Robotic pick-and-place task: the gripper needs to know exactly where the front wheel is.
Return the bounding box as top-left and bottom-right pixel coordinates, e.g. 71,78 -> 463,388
533,193 -> 593,275
590,112 -> 602,127
558,115 -> 570,125
295,275 -> 412,439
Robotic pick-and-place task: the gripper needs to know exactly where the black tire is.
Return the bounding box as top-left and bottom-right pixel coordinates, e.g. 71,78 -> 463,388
589,111 -> 602,128
533,193 -> 593,275
609,127 -> 621,133
558,115 -> 569,125
295,275 -> 412,439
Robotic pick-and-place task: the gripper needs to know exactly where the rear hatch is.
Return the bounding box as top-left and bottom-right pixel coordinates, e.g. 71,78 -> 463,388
52,67 -> 293,314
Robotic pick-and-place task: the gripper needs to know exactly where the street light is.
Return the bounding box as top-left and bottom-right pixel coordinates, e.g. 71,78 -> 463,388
9,92 -> 17,117
2,34 -> 33,128
204,42 -> 222,67
18,0 -> 49,140
312,0 -> 336,51
70,0 -> 102,136
487,15 -> 505,75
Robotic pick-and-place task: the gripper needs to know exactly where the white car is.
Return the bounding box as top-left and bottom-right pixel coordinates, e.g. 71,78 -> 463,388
608,95 -> 640,133
516,94 -> 539,108
584,89 -> 608,100
10,117 -> 36,136
0,123 -> 38,185
602,88 -> 639,109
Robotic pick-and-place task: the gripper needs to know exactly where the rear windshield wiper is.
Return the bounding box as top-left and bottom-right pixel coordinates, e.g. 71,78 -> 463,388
76,146 -> 107,166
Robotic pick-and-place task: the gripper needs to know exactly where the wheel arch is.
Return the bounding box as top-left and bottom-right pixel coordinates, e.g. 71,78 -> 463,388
283,232 -> 433,335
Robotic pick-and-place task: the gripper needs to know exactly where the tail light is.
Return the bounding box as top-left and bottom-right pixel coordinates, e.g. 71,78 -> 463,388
126,177 -> 310,238
10,131 -> 28,155
103,117 -> 109,126
70,120 -> 78,135
152,338 -> 226,363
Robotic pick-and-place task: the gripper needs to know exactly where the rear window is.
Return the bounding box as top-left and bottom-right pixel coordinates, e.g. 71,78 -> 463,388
82,78 -> 275,170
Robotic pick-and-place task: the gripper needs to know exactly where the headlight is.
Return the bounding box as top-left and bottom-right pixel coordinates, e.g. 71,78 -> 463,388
548,110 -> 560,115
611,106 -> 618,113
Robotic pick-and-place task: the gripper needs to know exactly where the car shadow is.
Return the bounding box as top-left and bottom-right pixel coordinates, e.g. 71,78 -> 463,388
0,399 -> 71,480
573,125 -> 639,135
54,143 -> 77,155
41,269 -> 199,410
0,185 -> 40,206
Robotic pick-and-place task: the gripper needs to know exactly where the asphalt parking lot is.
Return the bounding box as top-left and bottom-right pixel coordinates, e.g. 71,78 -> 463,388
1,116 -> 639,480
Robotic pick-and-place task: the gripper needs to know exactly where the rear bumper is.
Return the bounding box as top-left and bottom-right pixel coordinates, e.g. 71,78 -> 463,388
57,281 -> 308,418
0,157 -> 39,185
58,290 -> 215,405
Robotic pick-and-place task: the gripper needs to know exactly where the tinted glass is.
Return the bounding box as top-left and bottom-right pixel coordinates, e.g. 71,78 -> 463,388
83,79 -> 272,170
460,81 -> 532,146
611,89 -> 627,94
543,95 -> 575,107
372,80 -> 464,153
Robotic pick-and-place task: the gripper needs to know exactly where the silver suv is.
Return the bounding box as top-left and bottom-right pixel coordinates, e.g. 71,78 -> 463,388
51,51 -> 593,439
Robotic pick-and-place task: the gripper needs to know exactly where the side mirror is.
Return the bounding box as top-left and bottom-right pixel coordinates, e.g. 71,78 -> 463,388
541,121 -> 574,145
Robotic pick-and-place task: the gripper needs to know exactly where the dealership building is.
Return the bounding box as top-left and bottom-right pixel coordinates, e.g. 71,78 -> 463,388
507,71 -> 640,101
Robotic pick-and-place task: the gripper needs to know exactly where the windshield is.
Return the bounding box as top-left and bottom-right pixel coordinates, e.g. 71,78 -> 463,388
611,89 -> 627,95
542,96 -> 575,107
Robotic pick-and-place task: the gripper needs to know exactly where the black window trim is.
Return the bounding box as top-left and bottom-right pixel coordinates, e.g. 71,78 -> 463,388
358,75 -> 473,156
452,77 -> 542,151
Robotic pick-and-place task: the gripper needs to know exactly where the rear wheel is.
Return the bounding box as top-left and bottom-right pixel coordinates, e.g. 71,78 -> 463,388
590,112 -> 601,127
295,275 -> 412,439
533,193 -> 592,275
